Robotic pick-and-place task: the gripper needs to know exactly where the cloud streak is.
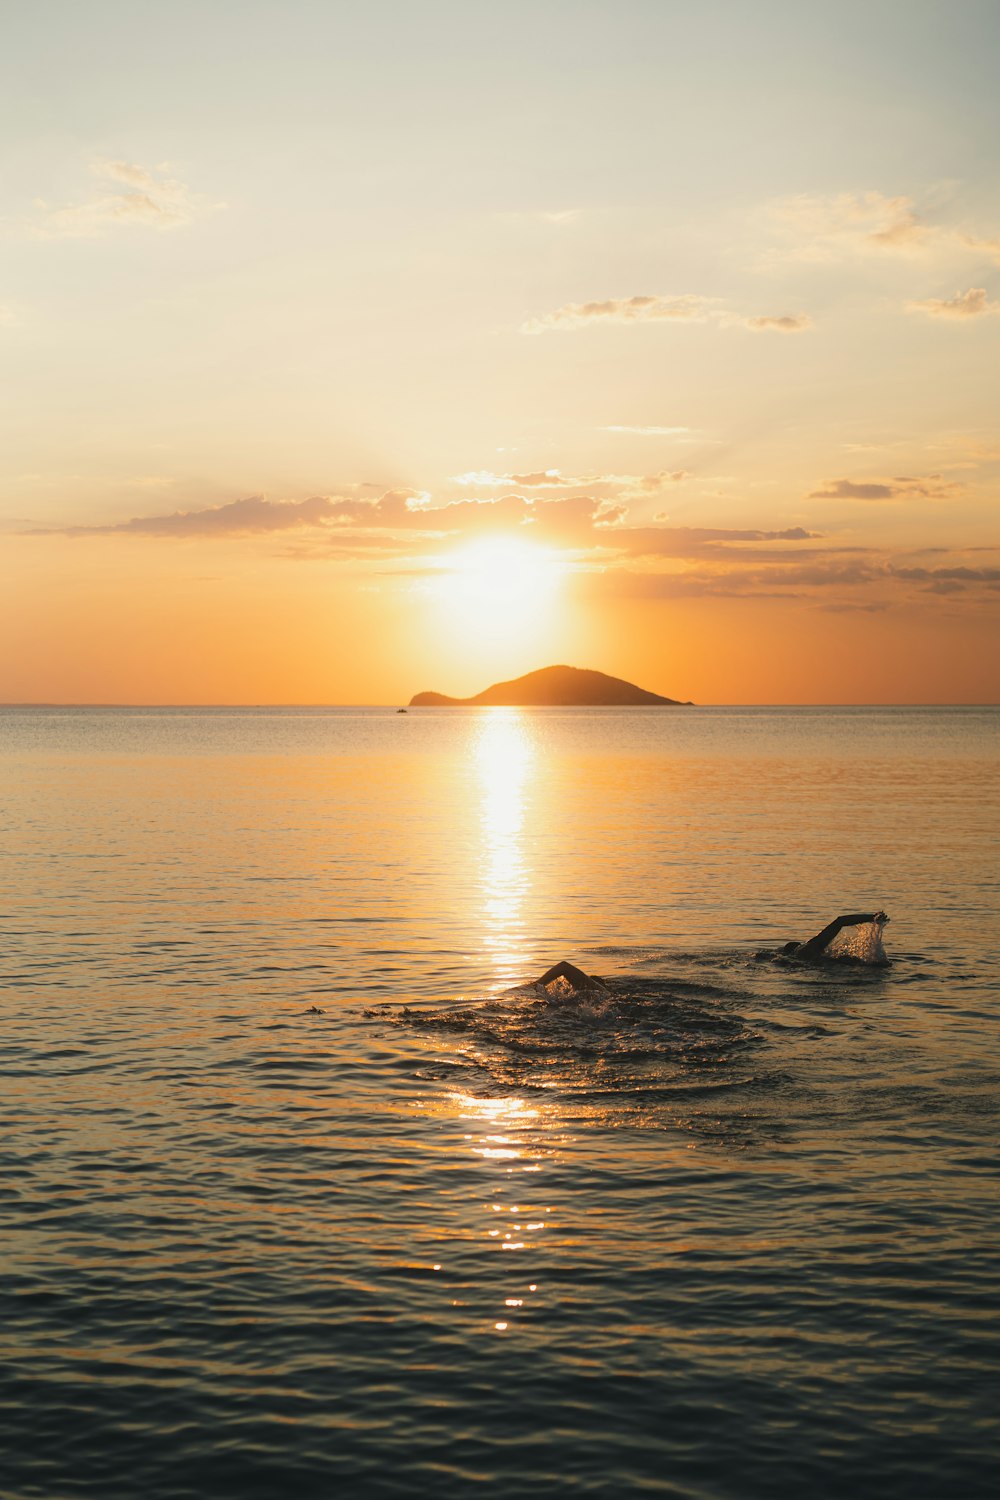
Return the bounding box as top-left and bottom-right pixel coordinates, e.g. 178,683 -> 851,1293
767,191 -> 1000,266
584,550 -> 1000,605
906,287 -> 1000,319
809,474 -> 962,502
34,490 -> 826,563
522,294 -> 811,335
451,468 -> 692,496
29,159 -> 214,237
37,490 -> 625,544
452,469 -> 577,489
600,425 -> 693,437
891,565 -> 1000,591
30,486 -> 999,616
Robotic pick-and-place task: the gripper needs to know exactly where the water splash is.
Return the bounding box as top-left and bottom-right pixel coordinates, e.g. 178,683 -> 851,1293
366,975 -> 764,1124
827,918 -> 889,964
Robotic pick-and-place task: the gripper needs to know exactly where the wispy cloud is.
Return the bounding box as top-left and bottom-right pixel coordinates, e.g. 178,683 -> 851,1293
769,191 -> 929,257
906,286 -> 1000,319
34,490 -> 822,564
496,208 -> 581,226
29,159 -> 215,238
615,526 -> 823,560
31,484 -> 999,616
766,190 -> 1000,266
36,490 -> 623,544
583,548 -> 1000,606
452,469 -> 576,489
524,294 -> 717,332
583,557 -> 876,601
451,468 -> 691,496
35,491 -> 422,538
742,314 -> 812,332
630,470 -> 690,491
818,601 -> 891,614
809,474 -> 962,502
890,564 -> 1000,592
600,425 -> 694,437
522,294 -> 811,335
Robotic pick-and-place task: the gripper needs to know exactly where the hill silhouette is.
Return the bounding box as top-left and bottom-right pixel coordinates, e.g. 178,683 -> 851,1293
409,665 -> 691,707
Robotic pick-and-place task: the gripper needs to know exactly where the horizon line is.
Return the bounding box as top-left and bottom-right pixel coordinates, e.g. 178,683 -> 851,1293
2,701 -> 996,711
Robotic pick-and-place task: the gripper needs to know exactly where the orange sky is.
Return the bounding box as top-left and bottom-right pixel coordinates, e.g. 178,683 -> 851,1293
2,2 -> 998,703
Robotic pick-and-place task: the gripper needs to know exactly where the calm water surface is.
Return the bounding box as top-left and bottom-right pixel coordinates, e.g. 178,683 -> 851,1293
1,707 -> 998,1498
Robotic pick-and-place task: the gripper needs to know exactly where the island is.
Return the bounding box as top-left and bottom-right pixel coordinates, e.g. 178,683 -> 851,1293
408,664 -> 691,707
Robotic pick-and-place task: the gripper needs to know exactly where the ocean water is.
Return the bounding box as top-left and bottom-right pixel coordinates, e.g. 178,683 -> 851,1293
1,705 -> 998,1499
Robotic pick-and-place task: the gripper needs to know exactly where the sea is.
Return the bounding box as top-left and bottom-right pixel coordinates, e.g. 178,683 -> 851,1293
1,705 -> 998,1499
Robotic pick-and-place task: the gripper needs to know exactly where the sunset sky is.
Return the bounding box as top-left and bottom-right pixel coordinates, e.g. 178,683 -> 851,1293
2,0 -> 998,703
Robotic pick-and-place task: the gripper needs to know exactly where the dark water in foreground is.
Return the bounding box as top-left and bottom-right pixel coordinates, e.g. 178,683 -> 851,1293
1,706 -> 998,1498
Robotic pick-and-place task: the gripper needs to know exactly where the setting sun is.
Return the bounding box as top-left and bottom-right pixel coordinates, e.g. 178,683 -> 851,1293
438,537 -> 568,605
425,537 -> 570,652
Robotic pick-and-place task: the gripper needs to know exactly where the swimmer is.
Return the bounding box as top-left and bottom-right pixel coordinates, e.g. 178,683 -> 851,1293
780,911 -> 888,961
535,960 -> 609,994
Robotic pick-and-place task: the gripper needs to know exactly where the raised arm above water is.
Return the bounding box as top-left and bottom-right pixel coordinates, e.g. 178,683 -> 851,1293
795,912 -> 885,960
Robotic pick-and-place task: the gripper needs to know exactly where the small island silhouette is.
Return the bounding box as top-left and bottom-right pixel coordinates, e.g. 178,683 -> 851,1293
409,664 -> 691,707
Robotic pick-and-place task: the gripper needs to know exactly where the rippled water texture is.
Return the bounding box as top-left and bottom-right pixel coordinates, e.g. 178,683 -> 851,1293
2,706 -> 998,1498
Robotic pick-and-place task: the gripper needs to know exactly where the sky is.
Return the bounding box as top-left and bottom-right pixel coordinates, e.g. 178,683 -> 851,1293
2,0 -> 998,704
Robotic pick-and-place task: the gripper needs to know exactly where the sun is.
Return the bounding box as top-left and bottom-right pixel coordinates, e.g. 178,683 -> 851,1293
426,535 -> 569,651
439,536 -> 566,607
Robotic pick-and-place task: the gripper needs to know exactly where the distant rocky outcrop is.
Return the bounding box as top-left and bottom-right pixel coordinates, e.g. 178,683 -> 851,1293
409,664 -> 691,707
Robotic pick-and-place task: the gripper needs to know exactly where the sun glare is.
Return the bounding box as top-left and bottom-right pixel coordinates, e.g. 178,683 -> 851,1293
426,537 -> 568,653
425,540 -> 569,657
439,537 -> 566,609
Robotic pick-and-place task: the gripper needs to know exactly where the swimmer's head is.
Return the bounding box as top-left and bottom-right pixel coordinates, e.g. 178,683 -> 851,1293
780,941 -> 800,956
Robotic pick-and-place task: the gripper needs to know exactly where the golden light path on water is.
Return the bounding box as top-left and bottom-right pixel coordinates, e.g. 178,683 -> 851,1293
450,1091 -> 553,1334
474,709 -> 536,990
454,717 -> 561,1332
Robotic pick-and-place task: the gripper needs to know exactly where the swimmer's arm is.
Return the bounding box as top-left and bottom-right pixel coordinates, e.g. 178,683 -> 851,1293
796,913 -> 881,959
537,961 -> 592,989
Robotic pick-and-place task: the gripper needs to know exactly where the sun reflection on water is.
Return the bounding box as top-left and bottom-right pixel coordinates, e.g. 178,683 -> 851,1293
449,1088 -> 562,1334
474,710 -> 535,988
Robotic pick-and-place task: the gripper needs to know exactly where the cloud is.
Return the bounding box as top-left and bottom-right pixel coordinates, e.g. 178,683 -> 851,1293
497,208 -> 580,226
767,191 -> 1000,266
522,294 -> 810,334
614,525 -> 824,561
451,467 -> 691,498
584,555 -> 876,601
818,601 -> 891,613
906,286 -> 1000,319
452,468 -> 577,488
635,471 -> 689,490
742,313 -> 812,332
582,550 -> 1000,605
34,480 -> 1000,617
600,425 -> 694,437
29,159 -> 213,238
521,494 -> 628,545
891,565 -> 1000,587
38,490 -> 431,538
769,191 -> 929,257
809,474 -> 961,502
523,294 -> 717,332
37,489 -> 627,546
49,493 -> 342,537
35,487 -> 829,572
